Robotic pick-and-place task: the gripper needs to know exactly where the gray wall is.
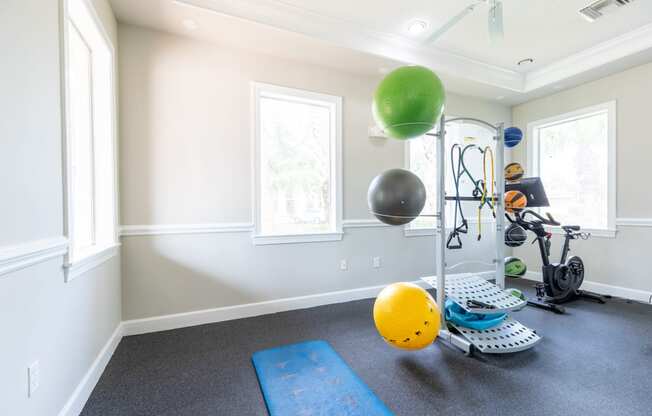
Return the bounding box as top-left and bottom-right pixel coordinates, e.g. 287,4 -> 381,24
512,61 -> 652,293
118,25 -> 512,320
0,1 -> 122,415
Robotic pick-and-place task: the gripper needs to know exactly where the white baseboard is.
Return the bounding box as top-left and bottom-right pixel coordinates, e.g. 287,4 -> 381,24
58,324 -> 123,416
55,271 -> 650,415
58,280 -> 430,414
522,271 -> 652,304
122,280 -> 428,336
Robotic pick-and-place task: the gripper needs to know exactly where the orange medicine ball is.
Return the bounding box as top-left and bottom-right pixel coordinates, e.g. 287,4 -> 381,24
504,190 -> 527,213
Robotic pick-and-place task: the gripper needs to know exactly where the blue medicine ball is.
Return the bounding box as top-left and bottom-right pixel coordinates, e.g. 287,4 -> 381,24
504,127 -> 523,148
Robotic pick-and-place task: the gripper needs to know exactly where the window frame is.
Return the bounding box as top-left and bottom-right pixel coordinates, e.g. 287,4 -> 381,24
61,0 -> 120,281
251,82 -> 343,245
526,101 -> 617,238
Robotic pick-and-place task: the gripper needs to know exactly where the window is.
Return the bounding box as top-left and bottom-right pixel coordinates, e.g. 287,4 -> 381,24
528,102 -> 616,236
253,83 -> 342,245
63,0 -> 118,279
406,131 -> 438,232
406,119 -> 496,236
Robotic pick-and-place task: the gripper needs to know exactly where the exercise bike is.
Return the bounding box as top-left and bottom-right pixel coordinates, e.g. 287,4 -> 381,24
507,209 -> 607,314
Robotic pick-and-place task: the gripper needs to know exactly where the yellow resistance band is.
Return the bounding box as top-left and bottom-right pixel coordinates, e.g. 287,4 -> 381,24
478,146 -> 495,240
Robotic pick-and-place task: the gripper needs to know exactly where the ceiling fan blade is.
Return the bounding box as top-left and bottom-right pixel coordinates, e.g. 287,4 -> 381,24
488,0 -> 504,42
425,2 -> 482,43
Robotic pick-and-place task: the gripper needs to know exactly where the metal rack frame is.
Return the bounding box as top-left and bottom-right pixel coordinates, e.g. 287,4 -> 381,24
425,114 -> 539,355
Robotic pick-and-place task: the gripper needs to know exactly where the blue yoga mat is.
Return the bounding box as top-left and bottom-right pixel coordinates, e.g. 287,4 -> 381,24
252,340 -> 393,416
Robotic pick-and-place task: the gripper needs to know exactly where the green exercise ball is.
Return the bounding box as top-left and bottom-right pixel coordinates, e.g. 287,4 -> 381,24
372,66 -> 446,140
505,256 -> 527,277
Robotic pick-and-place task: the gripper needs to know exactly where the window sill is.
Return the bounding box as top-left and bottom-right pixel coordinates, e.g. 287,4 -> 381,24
545,227 -> 617,239
253,232 -> 343,245
64,243 -> 120,282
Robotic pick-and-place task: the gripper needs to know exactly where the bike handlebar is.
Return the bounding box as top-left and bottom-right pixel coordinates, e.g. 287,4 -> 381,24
509,209 -> 561,226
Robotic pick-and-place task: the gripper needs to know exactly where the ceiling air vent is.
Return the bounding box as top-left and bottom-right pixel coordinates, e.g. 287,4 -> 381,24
579,0 -> 635,22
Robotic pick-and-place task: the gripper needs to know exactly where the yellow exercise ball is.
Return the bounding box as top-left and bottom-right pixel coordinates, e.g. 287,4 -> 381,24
373,282 -> 441,350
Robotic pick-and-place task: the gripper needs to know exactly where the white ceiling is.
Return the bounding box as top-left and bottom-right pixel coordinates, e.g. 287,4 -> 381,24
110,0 -> 652,104
276,0 -> 652,72
109,0 -> 401,77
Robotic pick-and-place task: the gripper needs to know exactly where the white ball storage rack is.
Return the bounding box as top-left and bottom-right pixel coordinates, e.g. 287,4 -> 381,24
422,115 -> 541,355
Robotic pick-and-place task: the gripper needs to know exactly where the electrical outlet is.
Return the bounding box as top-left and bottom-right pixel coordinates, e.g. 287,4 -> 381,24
372,257 -> 381,268
340,259 -> 348,271
28,361 -> 40,397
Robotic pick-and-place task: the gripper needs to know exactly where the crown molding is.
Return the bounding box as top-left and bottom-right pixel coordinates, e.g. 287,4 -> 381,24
172,0 -> 652,96
525,23 -> 652,92
173,0 -> 523,92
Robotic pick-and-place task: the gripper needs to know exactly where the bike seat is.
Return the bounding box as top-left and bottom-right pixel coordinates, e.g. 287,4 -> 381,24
562,225 -> 580,232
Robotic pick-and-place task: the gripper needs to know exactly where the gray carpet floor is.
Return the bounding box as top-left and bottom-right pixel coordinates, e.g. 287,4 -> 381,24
82,278 -> 652,416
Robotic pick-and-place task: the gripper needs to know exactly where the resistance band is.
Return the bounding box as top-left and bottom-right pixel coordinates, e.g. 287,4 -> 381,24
478,146 -> 495,241
448,144 -> 468,249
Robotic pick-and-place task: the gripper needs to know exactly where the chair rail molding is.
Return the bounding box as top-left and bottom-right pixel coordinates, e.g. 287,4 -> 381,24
121,219 -> 399,237
0,236 -> 69,276
120,223 -> 256,236
616,217 -> 652,227
342,219 -> 391,228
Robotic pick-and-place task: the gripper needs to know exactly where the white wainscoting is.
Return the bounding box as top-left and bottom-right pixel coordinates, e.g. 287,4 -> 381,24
523,271 -> 652,304
0,236 -> 68,277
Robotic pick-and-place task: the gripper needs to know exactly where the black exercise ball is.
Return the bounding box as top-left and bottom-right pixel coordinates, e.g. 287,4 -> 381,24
368,169 -> 426,226
505,223 -> 528,247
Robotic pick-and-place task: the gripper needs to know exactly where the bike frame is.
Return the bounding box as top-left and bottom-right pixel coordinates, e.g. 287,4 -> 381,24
510,209 -> 574,266
534,230 -> 574,266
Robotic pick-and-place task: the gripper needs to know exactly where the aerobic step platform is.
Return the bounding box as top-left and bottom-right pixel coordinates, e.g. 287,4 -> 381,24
421,274 -> 541,354
422,274 -> 526,314
448,317 -> 541,354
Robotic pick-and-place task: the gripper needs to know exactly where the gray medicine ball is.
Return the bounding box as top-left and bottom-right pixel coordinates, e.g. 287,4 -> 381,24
505,223 -> 528,247
367,168 -> 426,226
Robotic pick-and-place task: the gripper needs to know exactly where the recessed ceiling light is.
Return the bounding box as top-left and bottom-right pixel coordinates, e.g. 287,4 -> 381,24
517,58 -> 534,66
407,20 -> 429,36
182,18 -> 198,31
